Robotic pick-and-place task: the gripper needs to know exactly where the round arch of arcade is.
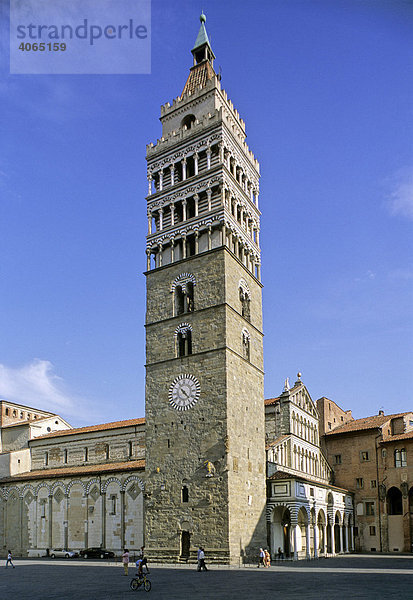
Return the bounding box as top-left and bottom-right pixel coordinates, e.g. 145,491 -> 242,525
268,501 -> 354,560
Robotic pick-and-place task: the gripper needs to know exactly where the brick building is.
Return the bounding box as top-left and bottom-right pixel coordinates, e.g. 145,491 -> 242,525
318,397 -> 413,553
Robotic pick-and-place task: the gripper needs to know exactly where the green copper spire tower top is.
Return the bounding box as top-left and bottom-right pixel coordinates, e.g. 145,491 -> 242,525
191,12 -> 215,66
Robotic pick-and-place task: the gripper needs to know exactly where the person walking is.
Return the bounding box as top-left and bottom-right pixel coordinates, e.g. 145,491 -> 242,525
6,550 -> 15,569
264,549 -> 271,568
197,547 -> 208,571
258,547 -> 265,567
121,549 -> 130,576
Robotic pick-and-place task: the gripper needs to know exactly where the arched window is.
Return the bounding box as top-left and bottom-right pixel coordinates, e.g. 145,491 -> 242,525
239,279 -> 251,322
242,328 -> 250,361
181,486 -> 189,502
172,273 -> 196,316
394,448 -> 407,468
175,323 -> 193,357
181,114 -> 195,130
387,487 -> 403,515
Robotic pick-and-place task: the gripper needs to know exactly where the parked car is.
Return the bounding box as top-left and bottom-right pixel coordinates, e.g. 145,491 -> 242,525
50,549 -> 79,559
79,547 -> 115,559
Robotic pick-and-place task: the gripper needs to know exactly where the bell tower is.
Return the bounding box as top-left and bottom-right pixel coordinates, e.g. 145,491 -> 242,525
144,13 -> 266,564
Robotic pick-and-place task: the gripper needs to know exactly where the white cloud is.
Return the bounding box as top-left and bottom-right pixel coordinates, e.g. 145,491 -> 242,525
0,359 -> 89,420
386,168 -> 413,220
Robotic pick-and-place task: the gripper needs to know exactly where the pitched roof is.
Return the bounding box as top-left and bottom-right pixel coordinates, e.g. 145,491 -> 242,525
266,434 -> 289,450
381,430 -> 413,443
31,417 -> 145,441
181,61 -> 216,97
0,459 -> 145,484
192,20 -> 211,51
325,412 -> 408,436
264,396 -> 280,406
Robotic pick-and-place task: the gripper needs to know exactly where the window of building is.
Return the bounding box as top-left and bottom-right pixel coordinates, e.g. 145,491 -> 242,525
20,411 -> 24,418
27,413 -> 31,419
370,480 -> 377,488
47,427 -> 51,432
41,499 -> 46,518
84,447 -> 88,462
12,410 -> 17,417
328,422 -> 332,430
44,452 -> 49,466
356,478 -> 364,489
239,289 -> 251,322
394,448 -> 407,468
310,488 -> 314,497
370,526 -> 376,536
181,486 -> 189,503
176,324 -> 193,357
335,455 -> 342,464
33,414 -> 37,419
5,408 -> 9,416
360,451 -> 369,462
242,329 -> 250,361
110,495 -> 117,515
105,445 -> 110,460
365,502 -> 375,516
128,441 -> 133,458
173,277 -> 195,316
64,450 -> 68,464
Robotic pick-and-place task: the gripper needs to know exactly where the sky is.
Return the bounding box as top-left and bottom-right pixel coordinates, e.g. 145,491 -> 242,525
0,0 -> 412,427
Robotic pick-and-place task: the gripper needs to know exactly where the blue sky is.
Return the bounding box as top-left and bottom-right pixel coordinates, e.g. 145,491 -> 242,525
1,0 -> 412,426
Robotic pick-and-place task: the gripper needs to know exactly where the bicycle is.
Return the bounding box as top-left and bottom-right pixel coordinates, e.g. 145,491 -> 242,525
130,573 -> 151,592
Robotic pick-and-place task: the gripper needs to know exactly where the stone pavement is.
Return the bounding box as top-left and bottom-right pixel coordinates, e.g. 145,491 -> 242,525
0,555 -> 412,600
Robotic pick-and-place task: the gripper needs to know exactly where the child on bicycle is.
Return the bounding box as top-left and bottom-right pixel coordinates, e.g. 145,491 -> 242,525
136,556 -> 150,577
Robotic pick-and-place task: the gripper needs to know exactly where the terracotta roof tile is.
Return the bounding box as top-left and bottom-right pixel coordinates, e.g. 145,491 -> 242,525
0,459 -> 145,483
31,417 -> 145,441
181,61 -> 215,97
266,434 -> 289,450
264,397 -> 280,406
381,430 -> 413,443
325,412 -> 408,436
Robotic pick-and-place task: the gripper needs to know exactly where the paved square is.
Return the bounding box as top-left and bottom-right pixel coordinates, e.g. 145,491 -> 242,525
1,556 -> 412,599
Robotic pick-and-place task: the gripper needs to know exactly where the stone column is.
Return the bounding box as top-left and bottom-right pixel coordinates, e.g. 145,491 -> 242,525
330,522 -> 335,556
340,523 -> 344,553
256,228 -> 260,246
344,522 -> 348,552
221,223 -> 226,246
33,495 -> 38,550
218,142 -> 224,164
206,147 -> 211,170
255,189 -> 259,208
170,239 -> 175,263
306,521 -> 311,559
158,243 -> 163,267
101,492 -> 106,549
194,153 -> 199,176
182,199 -> 187,222
48,494 -> 53,551
170,165 -> 175,186
182,158 -> 187,181
221,186 -> 226,207
313,520 -> 319,558
19,496 -> 24,554
194,194 -> 199,217
195,231 -> 199,254
84,494 -> 88,549
64,494 -> 69,550
170,203 -> 175,226
207,189 -> 212,212
256,262 -> 261,281
147,212 -> 152,235
208,226 -> 212,251
292,520 -> 298,560
147,174 -> 152,196
182,235 -> 187,259
120,490 -> 125,550
158,169 -> 163,191
146,250 -> 151,271
158,208 -> 163,231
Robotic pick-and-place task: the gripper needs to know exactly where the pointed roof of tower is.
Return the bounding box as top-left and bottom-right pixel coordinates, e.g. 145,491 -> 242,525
181,12 -> 216,98
192,11 -> 211,51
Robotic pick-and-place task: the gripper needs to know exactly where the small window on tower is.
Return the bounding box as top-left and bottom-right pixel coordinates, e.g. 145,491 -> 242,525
242,329 -> 250,361
176,326 -> 192,357
181,486 -> 189,503
181,114 -> 195,130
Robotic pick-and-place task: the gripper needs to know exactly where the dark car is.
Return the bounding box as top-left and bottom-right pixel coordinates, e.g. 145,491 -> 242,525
79,547 -> 115,559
